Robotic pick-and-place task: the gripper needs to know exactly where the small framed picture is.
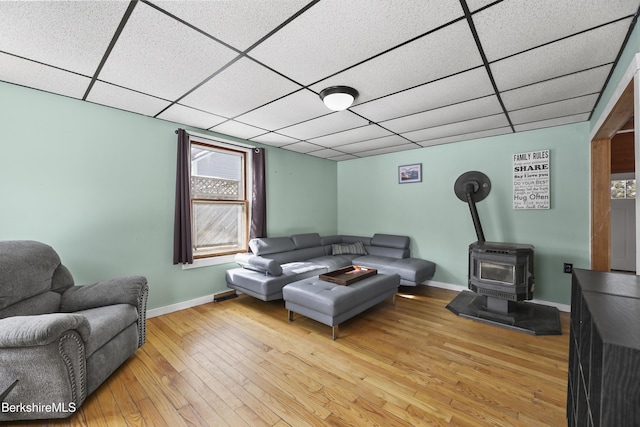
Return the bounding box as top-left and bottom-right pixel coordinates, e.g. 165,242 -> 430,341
398,163 -> 422,184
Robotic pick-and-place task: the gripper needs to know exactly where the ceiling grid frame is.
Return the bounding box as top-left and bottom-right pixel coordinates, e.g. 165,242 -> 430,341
0,0 -> 639,160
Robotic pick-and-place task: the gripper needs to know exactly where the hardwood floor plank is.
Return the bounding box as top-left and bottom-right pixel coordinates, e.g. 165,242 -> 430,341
94,377 -> 128,426
2,286 -> 571,426
106,368 -> 146,427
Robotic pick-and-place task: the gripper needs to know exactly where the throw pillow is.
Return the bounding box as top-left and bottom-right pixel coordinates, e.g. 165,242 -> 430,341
332,241 -> 367,256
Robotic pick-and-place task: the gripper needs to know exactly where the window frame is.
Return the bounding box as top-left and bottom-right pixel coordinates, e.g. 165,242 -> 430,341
183,133 -> 254,269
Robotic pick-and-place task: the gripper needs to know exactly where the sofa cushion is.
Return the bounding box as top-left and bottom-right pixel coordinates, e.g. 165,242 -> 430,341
320,235 -> 342,246
0,241 -> 62,309
266,246 -> 325,264
0,291 -> 61,319
249,237 -> 295,256
341,235 -> 372,245
76,304 -> 138,357
234,253 -> 283,276
363,245 -> 408,259
291,233 -> 322,249
51,264 -> 75,294
332,241 -> 367,255
59,276 -> 148,313
371,234 -> 410,249
307,255 -> 355,271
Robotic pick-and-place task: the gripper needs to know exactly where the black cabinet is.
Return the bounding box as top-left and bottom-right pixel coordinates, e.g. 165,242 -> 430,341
568,269 -> 640,426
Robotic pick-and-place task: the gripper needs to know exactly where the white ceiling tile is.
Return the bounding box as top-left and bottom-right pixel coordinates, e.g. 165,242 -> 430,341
209,120 -> 265,139
466,0 -> 499,12
355,144 -> 418,157
474,0 -> 639,61
180,58 -> 301,118
329,154 -> 359,161
250,0 -> 464,85
99,2 -> 238,100
151,0 -> 309,51
310,19 -> 483,103
250,132 -> 299,147
307,148 -> 345,159
338,135 -> 412,154
403,114 -> 510,143
509,94 -> 599,125
514,113 -> 591,132
0,53 -> 90,99
278,111 -> 369,140
282,141 -> 323,153
87,81 -> 171,116
308,125 -> 392,148
157,104 -> 227,129
418,127 -> 513,147
381,95 -> 503,134
501,65 -> 611,111
235,89 -> 329,130
491,19 -> 631,91
351,67 -> 494,122
0,1 -> 128,75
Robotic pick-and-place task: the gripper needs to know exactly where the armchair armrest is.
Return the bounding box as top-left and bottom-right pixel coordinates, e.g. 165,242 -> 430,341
0,314 -> 89,421
0,313 -> 90,348
60,275 -> 148,313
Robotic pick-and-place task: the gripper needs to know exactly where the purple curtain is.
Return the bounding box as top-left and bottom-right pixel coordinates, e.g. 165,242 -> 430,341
173,129 -> 193,264
250,148 -> 267,239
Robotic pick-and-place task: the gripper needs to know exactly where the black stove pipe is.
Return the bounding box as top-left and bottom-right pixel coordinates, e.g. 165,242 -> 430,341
465,183 -> 486,244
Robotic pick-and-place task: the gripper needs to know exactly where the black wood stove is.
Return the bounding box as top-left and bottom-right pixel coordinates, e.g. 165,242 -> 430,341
446,171 -> 561,335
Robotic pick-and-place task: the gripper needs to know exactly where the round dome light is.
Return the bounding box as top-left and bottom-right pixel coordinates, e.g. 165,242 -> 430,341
319,86 -> 359,111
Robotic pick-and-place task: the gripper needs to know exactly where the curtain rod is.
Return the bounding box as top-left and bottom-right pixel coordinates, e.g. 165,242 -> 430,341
175,128 -> 256,150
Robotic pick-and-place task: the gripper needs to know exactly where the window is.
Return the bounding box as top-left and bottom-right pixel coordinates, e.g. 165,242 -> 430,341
190,141 -> 250,258
611,179 -> 636,199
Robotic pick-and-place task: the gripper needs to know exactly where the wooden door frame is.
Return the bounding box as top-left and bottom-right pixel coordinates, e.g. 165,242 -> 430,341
591,80 -> 635,271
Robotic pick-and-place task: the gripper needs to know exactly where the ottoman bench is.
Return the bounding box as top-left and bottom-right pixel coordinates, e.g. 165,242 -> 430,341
282,273 -> 400,340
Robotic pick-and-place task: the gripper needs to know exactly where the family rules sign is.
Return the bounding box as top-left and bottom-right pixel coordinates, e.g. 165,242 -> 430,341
513,149 -> 550,209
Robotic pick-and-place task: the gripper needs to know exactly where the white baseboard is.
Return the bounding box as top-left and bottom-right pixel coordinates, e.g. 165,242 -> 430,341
422,280 -> 466,292
146,293 -> 215,318
423,280 -> 571,313
146,281 -> 570,318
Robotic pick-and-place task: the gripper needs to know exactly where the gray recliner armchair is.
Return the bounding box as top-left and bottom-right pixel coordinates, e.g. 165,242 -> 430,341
0,240 -> 148,421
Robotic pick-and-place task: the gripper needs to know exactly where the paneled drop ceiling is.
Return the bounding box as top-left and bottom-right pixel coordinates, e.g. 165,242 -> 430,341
1,0 -> 639,161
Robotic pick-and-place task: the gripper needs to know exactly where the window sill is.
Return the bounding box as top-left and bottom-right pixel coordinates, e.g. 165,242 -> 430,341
181,254 -> 236,269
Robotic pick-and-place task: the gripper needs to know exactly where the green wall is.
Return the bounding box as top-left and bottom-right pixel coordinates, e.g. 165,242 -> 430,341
338,123 -> 591,305
5,47 -> 627,310
0,82 -> 337,310
265,148 -> 337,236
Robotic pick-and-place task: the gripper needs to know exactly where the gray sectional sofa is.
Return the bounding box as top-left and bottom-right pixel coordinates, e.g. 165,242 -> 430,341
225,233 -> 436,301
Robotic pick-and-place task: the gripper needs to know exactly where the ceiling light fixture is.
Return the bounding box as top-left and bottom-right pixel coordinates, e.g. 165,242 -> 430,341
319,86 -> 358,111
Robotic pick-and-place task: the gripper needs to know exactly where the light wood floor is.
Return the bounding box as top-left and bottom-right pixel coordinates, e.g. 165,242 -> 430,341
10,286 -> 570,427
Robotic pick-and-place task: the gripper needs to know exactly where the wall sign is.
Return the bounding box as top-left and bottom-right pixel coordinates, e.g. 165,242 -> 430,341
513,149 -> 550,209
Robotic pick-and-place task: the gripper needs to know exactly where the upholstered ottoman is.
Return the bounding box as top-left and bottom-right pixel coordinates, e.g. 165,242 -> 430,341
282,273 -> 400,339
